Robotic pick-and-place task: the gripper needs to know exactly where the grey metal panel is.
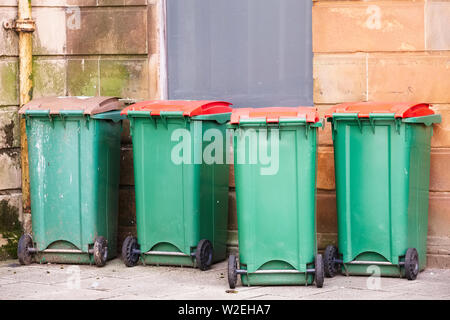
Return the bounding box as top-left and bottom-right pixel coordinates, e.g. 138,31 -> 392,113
167,0 -> 313,108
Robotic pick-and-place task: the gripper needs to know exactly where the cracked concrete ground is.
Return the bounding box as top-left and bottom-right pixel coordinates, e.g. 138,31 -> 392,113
0,259 -> 449,300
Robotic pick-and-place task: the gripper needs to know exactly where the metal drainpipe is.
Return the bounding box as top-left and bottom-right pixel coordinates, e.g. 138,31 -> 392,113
3,0 -> 35,226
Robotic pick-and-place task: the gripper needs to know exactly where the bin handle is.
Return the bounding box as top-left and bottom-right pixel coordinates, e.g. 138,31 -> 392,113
159,111 -> 184,118
238,117 -> 313,127
331,112 -> 362,132
24,109 -> 50,117
367,113 -> 396,133
59,110 -> 84,117
237,117 -> 267,126
159,111 -> 185,129
402,114 -> 442,126
24,110 -> 53,128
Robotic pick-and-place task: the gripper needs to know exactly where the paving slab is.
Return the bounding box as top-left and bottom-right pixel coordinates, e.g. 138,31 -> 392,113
386,281 -> 450,298
0,259 -> 448,300
300,288 -> 399,300
0,281 -> 70,300
380,293 -> 443,300
0,266 -> 97,285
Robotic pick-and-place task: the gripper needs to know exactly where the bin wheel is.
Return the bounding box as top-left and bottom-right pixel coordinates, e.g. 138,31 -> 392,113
228,255 -> 238,289
314,254 -> 325,288
324,245 -> 339,278
404,248 -> 419,280
122,236 -> 139,267
93,236 -> 108,267
195,239 -> 213,271
18,234 -> 34,265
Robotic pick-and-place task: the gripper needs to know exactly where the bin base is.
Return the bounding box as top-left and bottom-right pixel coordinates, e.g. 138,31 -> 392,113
338,252 -> 424,278
341,263 -> 425,278
241,272 -> 314,286
139,253 -> 228,268
31,240 -> 117,265
140,253 -> 195,267
35,252 -> 117,265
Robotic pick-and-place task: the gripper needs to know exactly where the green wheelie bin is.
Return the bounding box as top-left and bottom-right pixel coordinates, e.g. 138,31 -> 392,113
324,102 -> 441,280
227,107 -> 324,288
120,100 -> 232,270
17,96 -> 125,267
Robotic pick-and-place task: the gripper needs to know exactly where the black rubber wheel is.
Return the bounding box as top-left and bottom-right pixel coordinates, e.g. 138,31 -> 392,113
195,239 -> 213,271
17,234 -> 33,265
324,245 -> 339,278
122,236 -> 140,267
93,236 -> 108,267
228,255 -> 238,289
314,254 -> 325,288
404,248 -> 419,280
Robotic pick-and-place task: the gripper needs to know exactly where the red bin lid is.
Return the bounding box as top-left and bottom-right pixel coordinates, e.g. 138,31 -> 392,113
324,102 -> 435,118
230,107 -> 320,124
121,100 -> 232,116
19,96 -> 124,115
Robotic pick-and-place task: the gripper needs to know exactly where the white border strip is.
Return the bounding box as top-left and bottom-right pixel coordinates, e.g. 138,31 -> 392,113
159,0 -> 168,99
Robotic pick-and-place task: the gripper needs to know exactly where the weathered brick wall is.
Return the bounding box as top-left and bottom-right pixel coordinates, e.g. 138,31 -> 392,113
1,1 -> 23,258
0,0 -> 162,258
0,0 -> 449,269
312,0 -> 450,268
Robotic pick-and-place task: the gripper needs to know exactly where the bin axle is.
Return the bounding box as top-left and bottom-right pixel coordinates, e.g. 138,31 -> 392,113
236,268 -> 316,275
333,258 -> 404,266
136,249 -> 190,257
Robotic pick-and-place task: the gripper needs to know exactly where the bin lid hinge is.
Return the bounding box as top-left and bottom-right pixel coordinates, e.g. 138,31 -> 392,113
25,114 -> 31,129
158,111 -> 184,129
129,117 -> 135,136
355,116 -> 362,133
331,120 -> 337,141
85,115 -> 90,129
59,113 -> 66,128
160,114 -> 167,128
150,115 -> 157,128
305,123 -> 311,139
395,118 -> 402,134
369,117 -> 375,133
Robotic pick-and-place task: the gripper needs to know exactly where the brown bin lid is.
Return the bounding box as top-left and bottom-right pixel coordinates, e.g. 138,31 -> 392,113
19,96 -> 124,115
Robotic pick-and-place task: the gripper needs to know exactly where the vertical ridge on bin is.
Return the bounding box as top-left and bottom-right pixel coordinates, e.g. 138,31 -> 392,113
77,119 -> 82,251
388,125 -> 393,263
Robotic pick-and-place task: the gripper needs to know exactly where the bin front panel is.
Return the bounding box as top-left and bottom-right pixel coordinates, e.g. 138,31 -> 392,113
334,119 -> 432,267
132,116 -> 230,260
132,117 -> 199,255
27,116 -> 121,253
233,125 -> 317,274
28,117 -> 85,250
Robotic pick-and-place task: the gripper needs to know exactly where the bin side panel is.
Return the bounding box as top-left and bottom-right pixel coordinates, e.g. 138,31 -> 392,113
234,126 -> 317,274
407,124 -> 432,270
387,124 -> 410,266
297,128 -> 318,269
89,120 -> 122,257
132,118 -> 198,254
28,118 -> 86,251
199,121 -> 229,262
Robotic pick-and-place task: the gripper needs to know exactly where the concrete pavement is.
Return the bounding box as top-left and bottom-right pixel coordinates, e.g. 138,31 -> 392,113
0,258 -> 449,300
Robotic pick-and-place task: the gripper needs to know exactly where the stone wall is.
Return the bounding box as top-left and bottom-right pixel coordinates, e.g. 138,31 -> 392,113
0,0 -> 449,269
312,0 -> 450,268
1,2 -> 22,259
0,0 -> 162,258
